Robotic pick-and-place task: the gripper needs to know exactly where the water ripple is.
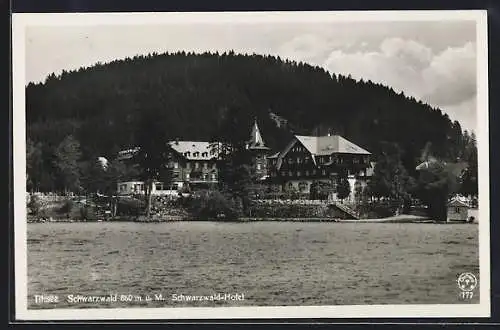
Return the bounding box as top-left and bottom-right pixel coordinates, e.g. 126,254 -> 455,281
27,222 -> 479,308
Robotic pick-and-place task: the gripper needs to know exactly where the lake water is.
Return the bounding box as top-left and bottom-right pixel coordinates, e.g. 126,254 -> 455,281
27,222 -> 479,309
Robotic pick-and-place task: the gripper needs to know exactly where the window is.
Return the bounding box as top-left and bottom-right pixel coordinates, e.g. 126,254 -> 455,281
186,162 -> 191,169
312,169 -> 317,175
202,152 -> 208,157
288,158 -> 294,164
305,156 -> 310,163
185,152 -> 190,157
203,174 -> 208,181
172,184 -> 179,190
305,170 -> 309,176
204,162 -> 208,169
297,171 -> 301,177
289,171 -> 293,177
455,207 -> 460,213
256,163 -> 261,170
193,152 -> 199,157
353,158 -> 359,164
322,170 -> 326,176
211,173 -> 216,181
185,173 -> 190,181
155,183 -> 163,191
195,162 -> 199,169
297,157 -> 301,164
173,162 -> 179,169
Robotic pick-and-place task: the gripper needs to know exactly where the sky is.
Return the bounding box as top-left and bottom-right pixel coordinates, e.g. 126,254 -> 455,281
24,18 -> 478,132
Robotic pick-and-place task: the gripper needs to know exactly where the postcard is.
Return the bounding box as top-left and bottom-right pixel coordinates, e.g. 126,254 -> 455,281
12,10 -> 490,320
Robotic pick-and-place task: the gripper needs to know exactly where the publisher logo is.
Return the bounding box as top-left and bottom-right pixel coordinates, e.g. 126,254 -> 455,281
457,272 -> 477,292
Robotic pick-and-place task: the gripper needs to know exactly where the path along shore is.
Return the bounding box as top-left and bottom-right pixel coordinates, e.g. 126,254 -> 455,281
28,214 -> 460,224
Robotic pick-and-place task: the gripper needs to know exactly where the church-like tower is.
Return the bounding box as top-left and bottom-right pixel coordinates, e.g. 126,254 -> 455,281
246,119 -> 271,180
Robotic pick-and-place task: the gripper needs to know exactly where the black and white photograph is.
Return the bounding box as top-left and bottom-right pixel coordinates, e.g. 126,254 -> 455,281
13,10 -> 490,320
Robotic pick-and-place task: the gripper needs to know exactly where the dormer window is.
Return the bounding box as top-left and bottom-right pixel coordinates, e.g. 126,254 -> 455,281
185,152 -> 190,157
202,152 -> 208,157
193,152 -> 199,158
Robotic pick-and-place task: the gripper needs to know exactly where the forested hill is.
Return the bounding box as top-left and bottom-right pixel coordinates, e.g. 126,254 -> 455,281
26,51 -> 469,171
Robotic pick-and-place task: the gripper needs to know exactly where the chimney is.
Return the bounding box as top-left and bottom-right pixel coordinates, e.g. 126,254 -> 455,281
175,138 -> 179,145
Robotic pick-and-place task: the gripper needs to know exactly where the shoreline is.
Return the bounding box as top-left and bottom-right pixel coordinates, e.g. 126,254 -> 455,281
27,215 -> 476,224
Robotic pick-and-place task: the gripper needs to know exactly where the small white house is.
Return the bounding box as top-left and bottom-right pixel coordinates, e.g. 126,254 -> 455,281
447,197 -> 477,223
116,181 -> 183,197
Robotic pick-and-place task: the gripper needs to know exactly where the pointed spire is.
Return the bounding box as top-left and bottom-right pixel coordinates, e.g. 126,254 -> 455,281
248,118 -> 270,150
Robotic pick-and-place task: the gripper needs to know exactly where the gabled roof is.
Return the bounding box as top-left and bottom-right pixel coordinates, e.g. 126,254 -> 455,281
169,141 -> 220,160
267,152 -> 280,159
448,199 -> 469,208
295,135 -> 371,155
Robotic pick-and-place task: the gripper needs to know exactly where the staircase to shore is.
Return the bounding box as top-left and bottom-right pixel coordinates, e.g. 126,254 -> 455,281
330,202 -> 360,220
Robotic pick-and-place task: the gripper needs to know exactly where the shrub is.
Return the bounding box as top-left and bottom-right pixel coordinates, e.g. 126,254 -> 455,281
187,191 -> 241,220
27,194 -> 42,216
79,205 -> 97,221
116,197 -> 145,216
59,198 -> 74,215
356,201 -> 397,218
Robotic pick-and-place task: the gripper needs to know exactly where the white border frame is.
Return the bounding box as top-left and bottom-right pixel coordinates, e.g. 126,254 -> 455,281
12,10 -> 490,320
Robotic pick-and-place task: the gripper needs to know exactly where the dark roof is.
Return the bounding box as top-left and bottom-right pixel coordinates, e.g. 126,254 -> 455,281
169,141 -> 220,160
267,152 -> 280,159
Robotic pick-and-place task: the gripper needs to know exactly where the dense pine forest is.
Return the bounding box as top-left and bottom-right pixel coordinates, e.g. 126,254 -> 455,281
26,51 -> 477,202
